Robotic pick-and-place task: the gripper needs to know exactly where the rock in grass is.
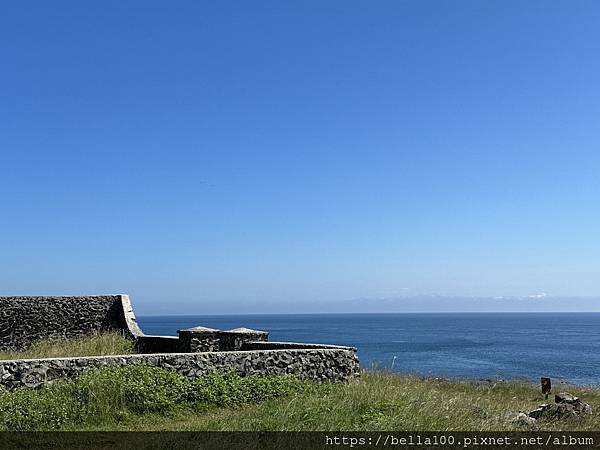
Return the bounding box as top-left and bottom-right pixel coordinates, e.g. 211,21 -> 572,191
526,392 -> 592,422
555,392 -> 592,415
555,392 -> 576,403
511,412 -> 537,426
528,404 -> 550,420
533,403 -> 577,421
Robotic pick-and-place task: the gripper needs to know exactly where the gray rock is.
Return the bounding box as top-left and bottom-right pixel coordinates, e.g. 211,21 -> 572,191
555,391 -> 591,415
526,392 -> 592,422
512,412 -> 537,426
555,392 -> 578,404
528,404 -> 551,419
543,403 -> 578,420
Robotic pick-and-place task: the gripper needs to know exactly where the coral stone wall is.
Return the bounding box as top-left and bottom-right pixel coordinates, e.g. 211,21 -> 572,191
177,327 -> 269,352
0,347 -> 360,390
0,295 -> 362,386
0,296 -> 135,350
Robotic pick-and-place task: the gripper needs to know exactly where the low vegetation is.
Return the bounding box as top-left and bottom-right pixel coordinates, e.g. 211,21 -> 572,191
1,368 -> 599,432
0,366 -> 307,431
0,331 -> 136,360
1,334 -> 599,431
74,371 -> 600,432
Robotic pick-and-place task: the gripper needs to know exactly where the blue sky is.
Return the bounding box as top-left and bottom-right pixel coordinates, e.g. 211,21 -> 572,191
2,1 -> 599,314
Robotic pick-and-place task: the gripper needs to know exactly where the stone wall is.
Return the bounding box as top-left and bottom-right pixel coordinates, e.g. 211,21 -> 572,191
178,326 -> 269,352
0,347 -> 360,390
0,295 -> 362,386
0,296 -> 143,350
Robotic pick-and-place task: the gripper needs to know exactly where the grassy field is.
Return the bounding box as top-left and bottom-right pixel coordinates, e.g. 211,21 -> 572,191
77,372 -> 600,432
1,333 -> 599,431
0,331 -> 135,360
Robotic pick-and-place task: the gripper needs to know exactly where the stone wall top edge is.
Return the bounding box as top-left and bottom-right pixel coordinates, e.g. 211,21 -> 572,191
0,346 -> 357,364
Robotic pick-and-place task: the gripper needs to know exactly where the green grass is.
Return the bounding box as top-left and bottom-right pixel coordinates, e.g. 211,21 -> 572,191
80,371 -> 600,432
1,366 -> 600,431
0,331 -> 135,360
2,334 -> 599,431
0,366 -> 307,431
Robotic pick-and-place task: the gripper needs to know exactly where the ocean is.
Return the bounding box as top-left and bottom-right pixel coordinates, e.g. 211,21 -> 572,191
138,313 -> 600,386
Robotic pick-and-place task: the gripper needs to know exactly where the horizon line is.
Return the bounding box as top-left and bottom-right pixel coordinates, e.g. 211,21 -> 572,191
137,310 -> 600,317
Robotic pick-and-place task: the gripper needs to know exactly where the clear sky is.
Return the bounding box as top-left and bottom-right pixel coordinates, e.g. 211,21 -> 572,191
2,1 -> 599,314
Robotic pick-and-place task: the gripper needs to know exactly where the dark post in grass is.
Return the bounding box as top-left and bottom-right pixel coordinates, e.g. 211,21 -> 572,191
541,377 -> 551,401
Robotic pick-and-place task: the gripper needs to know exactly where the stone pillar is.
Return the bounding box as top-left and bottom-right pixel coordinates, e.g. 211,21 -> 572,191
177,326 -> 221,352
220,327 -> 269,351
177,326 -> 269,352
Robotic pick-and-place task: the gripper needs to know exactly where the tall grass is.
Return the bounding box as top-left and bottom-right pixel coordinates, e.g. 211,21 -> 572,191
1,368 -> 599,431
89,371 -> 600,432
0,331 -> 135,360
2,333 -> 600,432
0,366 -> 307,431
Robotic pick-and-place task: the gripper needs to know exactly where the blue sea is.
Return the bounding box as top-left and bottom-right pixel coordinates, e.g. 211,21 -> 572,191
138,313 -> 600,386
